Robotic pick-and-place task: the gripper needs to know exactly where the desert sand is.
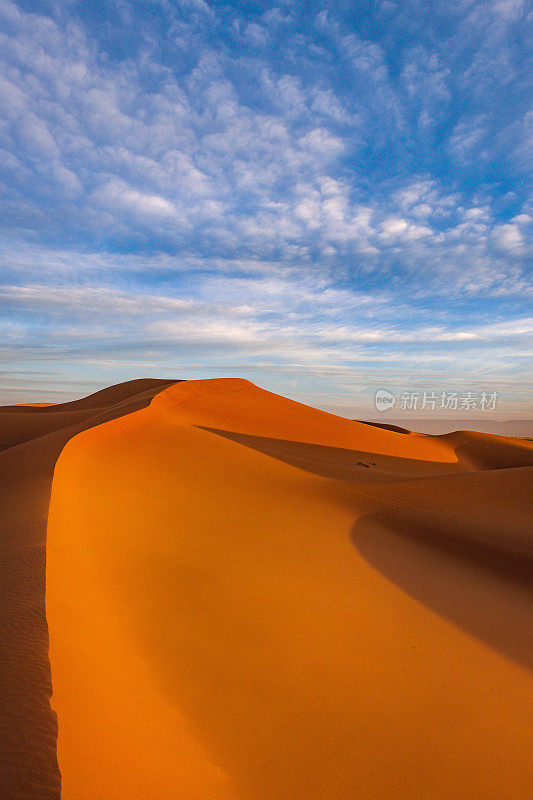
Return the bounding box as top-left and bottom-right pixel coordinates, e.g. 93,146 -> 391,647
1,378 -> 532,798
0,379 -> 176,800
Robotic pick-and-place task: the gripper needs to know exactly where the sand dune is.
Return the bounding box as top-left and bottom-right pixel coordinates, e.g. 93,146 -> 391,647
0,378 -> 176,800
441,428 -> 533,469
1,377 -> 532,798
39,378 -> 533,799
0,378 -> 177,451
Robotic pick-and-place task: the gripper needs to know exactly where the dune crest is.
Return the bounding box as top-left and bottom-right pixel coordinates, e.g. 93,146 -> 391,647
153,378 -> 460,463
0,379 -> 176,800
44,378 -> 533,799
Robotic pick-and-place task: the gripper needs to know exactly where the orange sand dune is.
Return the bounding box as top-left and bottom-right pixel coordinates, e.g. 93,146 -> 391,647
44,378 -> 533,800
0,378 -> 176,800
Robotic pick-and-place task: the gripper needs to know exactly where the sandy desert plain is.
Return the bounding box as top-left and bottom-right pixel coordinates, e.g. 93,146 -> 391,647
0,376 -> 532,800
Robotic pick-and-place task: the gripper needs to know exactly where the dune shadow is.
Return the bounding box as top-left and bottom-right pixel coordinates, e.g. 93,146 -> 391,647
351,513 -> 533,670
199,427 -> 455,480
354,419 -> 411,434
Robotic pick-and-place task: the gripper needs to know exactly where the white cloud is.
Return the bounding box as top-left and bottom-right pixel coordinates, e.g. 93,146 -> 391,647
448,116 -> 488,162
380,217 -> 432,241
492,223 -> 525,254
244,23 -> 268,47
92,179 -> 183,223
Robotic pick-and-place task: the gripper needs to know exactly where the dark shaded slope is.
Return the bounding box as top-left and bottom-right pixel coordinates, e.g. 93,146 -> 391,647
441,429 -> 533,470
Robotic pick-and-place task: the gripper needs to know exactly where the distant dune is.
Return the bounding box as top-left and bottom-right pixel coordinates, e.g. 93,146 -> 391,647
1,378 -> 532,798
365,418 -> 533,437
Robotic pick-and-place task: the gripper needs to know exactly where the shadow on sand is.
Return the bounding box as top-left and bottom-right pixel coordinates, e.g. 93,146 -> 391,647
351,513 -> 533,670
199,426 -> 458,481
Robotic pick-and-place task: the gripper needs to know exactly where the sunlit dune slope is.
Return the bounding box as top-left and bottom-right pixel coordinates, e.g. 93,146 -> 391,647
154,378 -> 460,462
46,378 -> 533,800
0,378 -> 177,800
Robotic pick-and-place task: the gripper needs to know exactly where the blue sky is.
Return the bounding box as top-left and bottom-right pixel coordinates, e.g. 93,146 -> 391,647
0,0 -> 531,416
